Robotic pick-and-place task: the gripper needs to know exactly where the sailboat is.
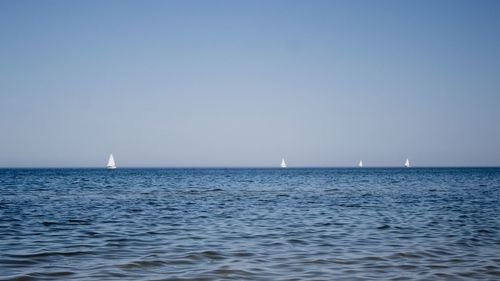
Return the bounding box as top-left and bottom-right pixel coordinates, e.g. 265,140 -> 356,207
404,158 -> 410,168
358,160 -> 363,167
107,154 -> 116,169
280,158 -> 287,168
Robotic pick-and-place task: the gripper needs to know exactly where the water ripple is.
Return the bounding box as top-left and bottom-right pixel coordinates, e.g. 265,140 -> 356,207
1,168 -> 500,280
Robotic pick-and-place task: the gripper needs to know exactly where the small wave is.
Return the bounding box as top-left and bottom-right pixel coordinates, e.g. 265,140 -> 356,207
486,270 -> 500,277
183,250 -> 226,261
432,273 -> 457,278
358,256 -> 386,262
332,258 -> 356,265
233,251 -> 254,257
287,239 -> 308,245
118,259 -> 166,269
211,266 -> 254,278
388,252 -> 422,259
428,249 -> 453,256
1,274 -> 37,281
68,219 -> 90,224
6,250 -> 93,259
339,203 -> 361,208
304,258 -> 332,264
31,271 -> 75,277
40,221 -> 59,226
259,241 -> 285,247
4,271 -> 75,280
82,230 -> 100,236
153,277 -> 212,281
397,264 -> 418,270
428,264 -> 449,269
0,258 -> 38,266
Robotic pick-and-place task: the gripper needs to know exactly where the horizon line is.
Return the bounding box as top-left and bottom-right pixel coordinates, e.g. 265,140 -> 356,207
1,166 -> 499,169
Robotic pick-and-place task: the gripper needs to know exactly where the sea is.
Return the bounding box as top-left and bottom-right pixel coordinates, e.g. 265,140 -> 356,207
1,168 -> 499,280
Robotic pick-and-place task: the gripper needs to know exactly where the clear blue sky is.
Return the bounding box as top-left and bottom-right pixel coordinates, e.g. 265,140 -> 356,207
1,0 -> 499,167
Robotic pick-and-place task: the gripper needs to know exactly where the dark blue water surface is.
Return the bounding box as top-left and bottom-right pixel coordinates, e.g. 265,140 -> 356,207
1,168 -> 500,280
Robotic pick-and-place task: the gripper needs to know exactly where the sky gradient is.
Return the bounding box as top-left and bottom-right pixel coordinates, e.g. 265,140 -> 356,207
1,0 -> 500,167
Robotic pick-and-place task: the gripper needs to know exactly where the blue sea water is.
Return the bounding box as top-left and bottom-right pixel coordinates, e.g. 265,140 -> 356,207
1,168 -> 500,280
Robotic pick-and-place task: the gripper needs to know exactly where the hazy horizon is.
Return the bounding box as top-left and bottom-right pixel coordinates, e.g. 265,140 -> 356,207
1,0 -> 500,167
1,165 -> 500,169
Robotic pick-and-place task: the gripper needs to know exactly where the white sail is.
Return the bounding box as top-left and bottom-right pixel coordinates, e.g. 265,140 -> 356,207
107,154 -> 116,169
280,158 -> 287,168
358,160 -> 363,167
404,158 -> 410,168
